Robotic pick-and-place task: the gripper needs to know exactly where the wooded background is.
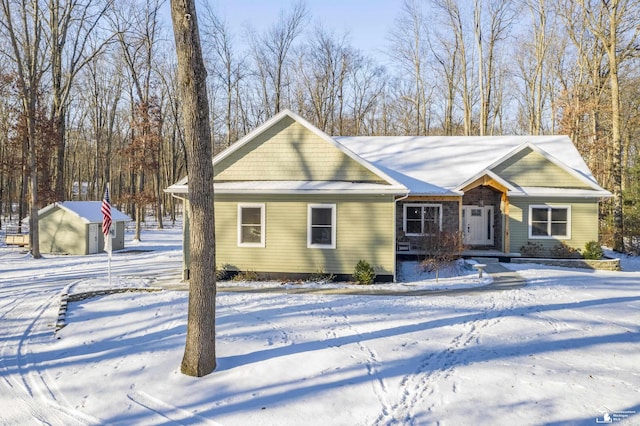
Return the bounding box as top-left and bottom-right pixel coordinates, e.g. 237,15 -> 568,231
0,0 -> 638,252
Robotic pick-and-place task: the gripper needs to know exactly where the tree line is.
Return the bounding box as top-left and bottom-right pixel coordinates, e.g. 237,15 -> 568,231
0,0 -> 639,256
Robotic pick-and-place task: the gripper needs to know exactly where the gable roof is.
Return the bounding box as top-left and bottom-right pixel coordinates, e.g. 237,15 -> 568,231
167,109 -> 407,195
453,142 -> 610,197
39,201 -> 131,223
336,135 -> 611,197
166,110 -> 610,199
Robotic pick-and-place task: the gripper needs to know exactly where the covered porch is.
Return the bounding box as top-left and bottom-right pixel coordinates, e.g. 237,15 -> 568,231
395,173 -> 515,257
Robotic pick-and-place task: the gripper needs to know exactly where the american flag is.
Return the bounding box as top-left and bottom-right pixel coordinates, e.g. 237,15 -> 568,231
101,186 -> 112,236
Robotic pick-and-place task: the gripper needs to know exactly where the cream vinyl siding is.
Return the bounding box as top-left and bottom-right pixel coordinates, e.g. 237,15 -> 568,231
39,208 -> 88,255
212,194 -> 395,276
214,116 -> 384,183
492,148 -> 591,189
509,198 -> 599,253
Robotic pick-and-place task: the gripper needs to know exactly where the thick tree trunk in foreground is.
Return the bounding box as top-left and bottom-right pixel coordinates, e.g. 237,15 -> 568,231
170,0 -> 217,377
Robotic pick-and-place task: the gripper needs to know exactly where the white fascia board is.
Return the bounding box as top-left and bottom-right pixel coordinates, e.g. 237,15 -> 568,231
214,187 -> 408,195
455,169 -> 517,192
173,175 -> 188,186
211,110 -> 294,166
37,202 -> 59,217
215,189 -> 405,195
524,142 -> 609,191
165,182 -> 407,196
170,110 -> 408,191
278,110 -> 406,188
508,187 -> 613,198
409,190 -> 464,197
491,142 -> 607,192
211,109 -> 405,189
164,184 -> 188,194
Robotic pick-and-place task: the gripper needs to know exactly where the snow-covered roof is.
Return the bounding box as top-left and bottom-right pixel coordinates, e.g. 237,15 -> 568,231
39,201 -> 131,223
336,135 -> 607,196
215,180 -> 405,194
509,187 -> 612,198
165,180 -> 405,195
166,111 -> 610,199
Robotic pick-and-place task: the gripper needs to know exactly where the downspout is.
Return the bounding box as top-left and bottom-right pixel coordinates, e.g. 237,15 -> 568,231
170,192 -> 190,281
393,193 -> 410,283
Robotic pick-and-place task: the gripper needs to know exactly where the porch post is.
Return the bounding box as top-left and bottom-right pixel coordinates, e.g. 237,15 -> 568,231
458,196 -> 463,236
501,193 -> 510,253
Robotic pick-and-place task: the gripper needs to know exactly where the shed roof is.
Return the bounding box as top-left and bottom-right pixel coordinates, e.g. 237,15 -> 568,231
39,201 -> 131,223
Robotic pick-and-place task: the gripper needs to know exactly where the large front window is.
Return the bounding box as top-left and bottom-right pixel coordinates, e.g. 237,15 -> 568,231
238,204 -> 265,247
529,205 -> 570,239
404,204 -> 442,235
308,204 -> 336,248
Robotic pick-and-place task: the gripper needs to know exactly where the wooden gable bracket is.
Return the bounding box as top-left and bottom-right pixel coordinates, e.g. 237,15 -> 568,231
459,174 -> 510,194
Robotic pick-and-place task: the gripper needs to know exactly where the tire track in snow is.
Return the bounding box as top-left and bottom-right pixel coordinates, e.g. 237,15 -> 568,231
0,279 -> 99,425
127,391 -> 222,425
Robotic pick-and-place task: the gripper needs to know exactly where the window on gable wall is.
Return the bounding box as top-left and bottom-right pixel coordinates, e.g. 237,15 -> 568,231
238,204 -> 265,247
403,204 -> 442,236
529,205 -> 571,239
308,204 -> 336,249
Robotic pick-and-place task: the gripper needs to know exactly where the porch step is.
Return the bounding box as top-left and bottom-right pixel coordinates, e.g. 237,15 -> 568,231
470,257 -> 500,264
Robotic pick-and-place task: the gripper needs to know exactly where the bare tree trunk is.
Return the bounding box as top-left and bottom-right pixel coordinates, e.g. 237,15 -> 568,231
576,0 -> 639,252
604,3 -> 623,252
48,0 -> 112,202
474,0 -> 485,136
27,110 -> 40,258
434,0 -> 473,135
113,0 -> 163,242
170,0 -> 217,377
1,0 -> 45,258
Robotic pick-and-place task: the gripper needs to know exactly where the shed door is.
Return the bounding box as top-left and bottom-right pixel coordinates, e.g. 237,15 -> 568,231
89,224 -> 99,254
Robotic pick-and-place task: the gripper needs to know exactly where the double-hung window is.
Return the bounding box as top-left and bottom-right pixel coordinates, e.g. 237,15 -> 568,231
529,205 -> 570,239
238,204 -> 265,247
404,204 -> 442,235
308,204 -> 336,249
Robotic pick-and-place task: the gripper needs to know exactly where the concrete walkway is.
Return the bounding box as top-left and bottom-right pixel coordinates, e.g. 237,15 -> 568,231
153,263 -> 526,296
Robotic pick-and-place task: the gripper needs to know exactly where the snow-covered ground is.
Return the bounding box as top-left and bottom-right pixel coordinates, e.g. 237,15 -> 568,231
0,225 -> 639,425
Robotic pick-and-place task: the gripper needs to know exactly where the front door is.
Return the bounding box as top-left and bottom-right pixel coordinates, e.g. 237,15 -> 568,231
462,206 -> 494,246
88,224 -> 99,254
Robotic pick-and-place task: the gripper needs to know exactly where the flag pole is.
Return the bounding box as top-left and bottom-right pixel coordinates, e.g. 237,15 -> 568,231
102,183 -> 113,286
108,243 -> 112,287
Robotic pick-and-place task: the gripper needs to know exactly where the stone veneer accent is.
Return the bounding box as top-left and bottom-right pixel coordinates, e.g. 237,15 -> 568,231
462,186 -> 503,250
396,200 -> 460,251
512,257 -> 621,271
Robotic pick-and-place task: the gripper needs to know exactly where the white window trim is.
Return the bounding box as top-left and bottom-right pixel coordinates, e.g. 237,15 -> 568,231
237,203 -> 266,247
403,203 -> 443,236
528,205 -> 571,240
307,204 -> 336,249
